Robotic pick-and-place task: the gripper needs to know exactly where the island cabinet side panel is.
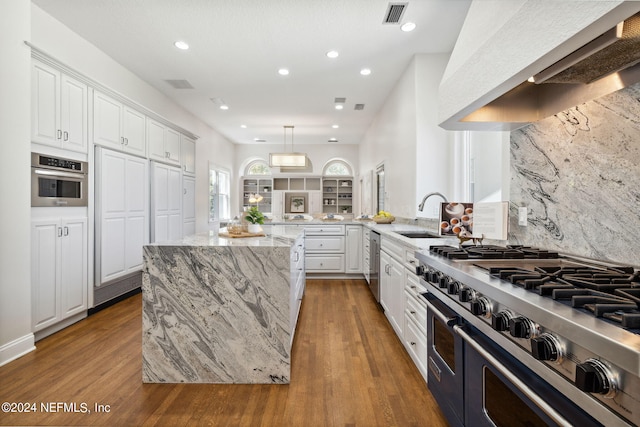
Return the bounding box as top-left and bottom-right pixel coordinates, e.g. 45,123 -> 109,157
142,245 -> 292,383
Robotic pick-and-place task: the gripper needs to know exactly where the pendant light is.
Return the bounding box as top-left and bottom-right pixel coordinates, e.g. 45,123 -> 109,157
269,125 -> 307,167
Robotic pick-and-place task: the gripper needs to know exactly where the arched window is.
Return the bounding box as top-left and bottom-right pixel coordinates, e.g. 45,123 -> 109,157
323,159 -> 352,176
246,160 -> 272,176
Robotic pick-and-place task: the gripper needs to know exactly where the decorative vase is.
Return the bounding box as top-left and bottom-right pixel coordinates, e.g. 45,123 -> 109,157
248,224 -> 262,234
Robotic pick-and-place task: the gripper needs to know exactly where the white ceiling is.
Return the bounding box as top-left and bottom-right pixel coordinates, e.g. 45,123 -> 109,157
32,0 -> 471,145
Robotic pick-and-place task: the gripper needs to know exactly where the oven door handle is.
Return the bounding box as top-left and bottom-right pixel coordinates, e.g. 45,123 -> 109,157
34,169 -> 84,180
424,298 -> 458,327
454,325 -> 573,427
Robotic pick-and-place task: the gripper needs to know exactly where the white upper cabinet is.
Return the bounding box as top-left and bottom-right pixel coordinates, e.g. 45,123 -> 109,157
181,135 -> 196,175
31,60 -> 88,153
147,118 -> 181,166
93,91 -> 146,156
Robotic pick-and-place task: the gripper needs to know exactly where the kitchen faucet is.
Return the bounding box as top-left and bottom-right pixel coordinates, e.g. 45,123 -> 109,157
418,192 -> 448,211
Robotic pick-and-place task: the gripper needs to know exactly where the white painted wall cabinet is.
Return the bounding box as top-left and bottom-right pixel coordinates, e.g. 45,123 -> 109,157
147,118 -> 181,166
31,60 -> 87,153
345,225 -> 362,274
31,217 -> 87,332
181,136 -> 196,175
95,147 -> 149,285
93,91 -> 146,156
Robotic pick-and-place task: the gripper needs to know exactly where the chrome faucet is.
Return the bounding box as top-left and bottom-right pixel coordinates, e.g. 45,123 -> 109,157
418,192 -> 448,212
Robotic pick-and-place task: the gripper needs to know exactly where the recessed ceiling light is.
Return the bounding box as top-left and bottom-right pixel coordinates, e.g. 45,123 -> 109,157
220,104 -> 229,110
400,22 -> 416,32
527,76 -> 535,83
335,104 -> 344,110
326,50 -> 339,59
240,125 -> 247,129
278,68 -> 290,76
328,138 -> 338,143
174,41 -> 189,50
360,68 -> 372,76
332,124 -> 339,129
254,137 -> 261,141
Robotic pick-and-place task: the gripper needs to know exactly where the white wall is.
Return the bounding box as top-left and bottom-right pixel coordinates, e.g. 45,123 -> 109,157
0,0 -> 35,366
30,5 -> 236,235
359,54 -> 454,219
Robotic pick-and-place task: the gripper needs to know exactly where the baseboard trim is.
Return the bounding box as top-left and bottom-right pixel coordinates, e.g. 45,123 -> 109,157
89,287 -> 141,315
0,333 -> 35,367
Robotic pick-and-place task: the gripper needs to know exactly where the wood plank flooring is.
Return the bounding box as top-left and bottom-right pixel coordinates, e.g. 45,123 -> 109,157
0,279 -> 448,426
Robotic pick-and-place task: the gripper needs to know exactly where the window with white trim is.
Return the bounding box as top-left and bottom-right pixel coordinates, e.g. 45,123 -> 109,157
323,160 -> 352,176
209,167 -> 231,222
246,160 -> 272,176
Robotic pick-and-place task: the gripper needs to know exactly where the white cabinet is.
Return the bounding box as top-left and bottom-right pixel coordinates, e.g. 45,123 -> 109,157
380,237 -> 405,338
181,135 -> 196,175
95,147 -> 149,285
147,118 -> 181,166
182,175 -> 196,237
290,234 -> 305,344
304,224 -> 345,273
404,272 -> 428,383
31,60 -> 87,153
362,228 -> 371,283
345,225 -> 362,274
31,217 -> 87,333
380,250 -> 404,336
93,91 -> 146,156
151,162 -> 182,243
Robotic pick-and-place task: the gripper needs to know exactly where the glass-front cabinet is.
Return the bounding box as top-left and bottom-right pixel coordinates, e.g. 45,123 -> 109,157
242,178 -> 272,213
323,178 -> 353,214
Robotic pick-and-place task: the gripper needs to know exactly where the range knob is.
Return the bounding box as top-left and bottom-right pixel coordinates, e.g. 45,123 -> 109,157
575,359 -> 618,398
470,297 -> 492,318
415,265 -> 425,276
447,280 -> 461,295
428,270 -> 441,284
458,287 -> 475,302
530,333 -> 564,363
438,275 -> 451,289
491,310 -> 515,331
509,317 -> 537,339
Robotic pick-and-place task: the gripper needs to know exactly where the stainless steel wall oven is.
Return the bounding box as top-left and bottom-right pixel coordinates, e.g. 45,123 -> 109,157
31,152 -> 88,207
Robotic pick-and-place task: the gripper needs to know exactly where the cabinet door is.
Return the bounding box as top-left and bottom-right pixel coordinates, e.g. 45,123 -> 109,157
31,220 -> 60,330
60,74 -> 87,153
151,162 -> 182,243
183,175 -> 196,236
165,128 -> 181,165
60,218 -> 87,317
181,136 -> 196,175
125,155 -> 149,272
388,256 -> 404,337
31,61 -> 60,146
168,166 -> 183,241
380,250 -> 391,312
93,92 -> 122,148
122,106 -> 146,155
345,225 -> 362,273
147,119 -> 166,161
100,150 -> 127,282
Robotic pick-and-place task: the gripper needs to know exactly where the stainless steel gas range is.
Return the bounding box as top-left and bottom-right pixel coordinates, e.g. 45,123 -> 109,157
416,244 -> 640,427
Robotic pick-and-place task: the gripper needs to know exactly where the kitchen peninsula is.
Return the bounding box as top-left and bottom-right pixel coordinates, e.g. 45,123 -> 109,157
142,226 -> 305,384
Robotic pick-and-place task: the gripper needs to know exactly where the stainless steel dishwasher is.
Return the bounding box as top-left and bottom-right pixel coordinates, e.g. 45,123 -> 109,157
369,231 -> 380,302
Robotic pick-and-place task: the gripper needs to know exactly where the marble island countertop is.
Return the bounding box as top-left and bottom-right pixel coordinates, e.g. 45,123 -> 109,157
149,226 -> 304,247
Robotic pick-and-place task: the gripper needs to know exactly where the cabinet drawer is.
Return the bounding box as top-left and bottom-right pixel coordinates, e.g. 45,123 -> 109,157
405,273 -> 427,299
303,224 -> 345,235
305,235 -> 345,252
305,255 -> 344,272
405,290 -> 427,334
381,236 -> 404,262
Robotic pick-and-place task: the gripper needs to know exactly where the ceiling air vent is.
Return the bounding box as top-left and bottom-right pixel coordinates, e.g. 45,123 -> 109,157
334,97 -> 346,103
164,79 -> 194,89
354,104 -> 365,110
383,2 -> 408,24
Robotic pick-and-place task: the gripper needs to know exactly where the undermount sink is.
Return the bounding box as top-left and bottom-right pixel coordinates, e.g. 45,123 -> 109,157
395,231 -> 441,239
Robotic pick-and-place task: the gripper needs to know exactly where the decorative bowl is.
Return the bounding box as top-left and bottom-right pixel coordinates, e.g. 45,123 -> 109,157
372,216 -> 395,224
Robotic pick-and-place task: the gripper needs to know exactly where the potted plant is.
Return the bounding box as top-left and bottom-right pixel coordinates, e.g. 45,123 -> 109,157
342,206 -> 351,214
245,206 -> 265,233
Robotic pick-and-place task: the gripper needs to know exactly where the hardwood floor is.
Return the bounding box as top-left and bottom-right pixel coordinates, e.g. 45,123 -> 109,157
0,279 -> 448,426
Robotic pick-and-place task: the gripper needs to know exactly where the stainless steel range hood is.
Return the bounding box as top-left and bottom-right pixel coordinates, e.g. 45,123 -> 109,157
462,12 -> 640,128
438,2 -> 640,131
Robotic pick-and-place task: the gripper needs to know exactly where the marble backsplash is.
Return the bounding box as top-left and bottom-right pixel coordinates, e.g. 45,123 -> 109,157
509,82 -> 640,267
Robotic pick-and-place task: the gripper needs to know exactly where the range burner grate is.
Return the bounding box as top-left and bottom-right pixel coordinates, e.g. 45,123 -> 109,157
429,245 -> 560,260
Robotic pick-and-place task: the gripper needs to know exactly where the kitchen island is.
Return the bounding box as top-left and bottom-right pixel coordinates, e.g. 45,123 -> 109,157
142,226 -> 304,384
